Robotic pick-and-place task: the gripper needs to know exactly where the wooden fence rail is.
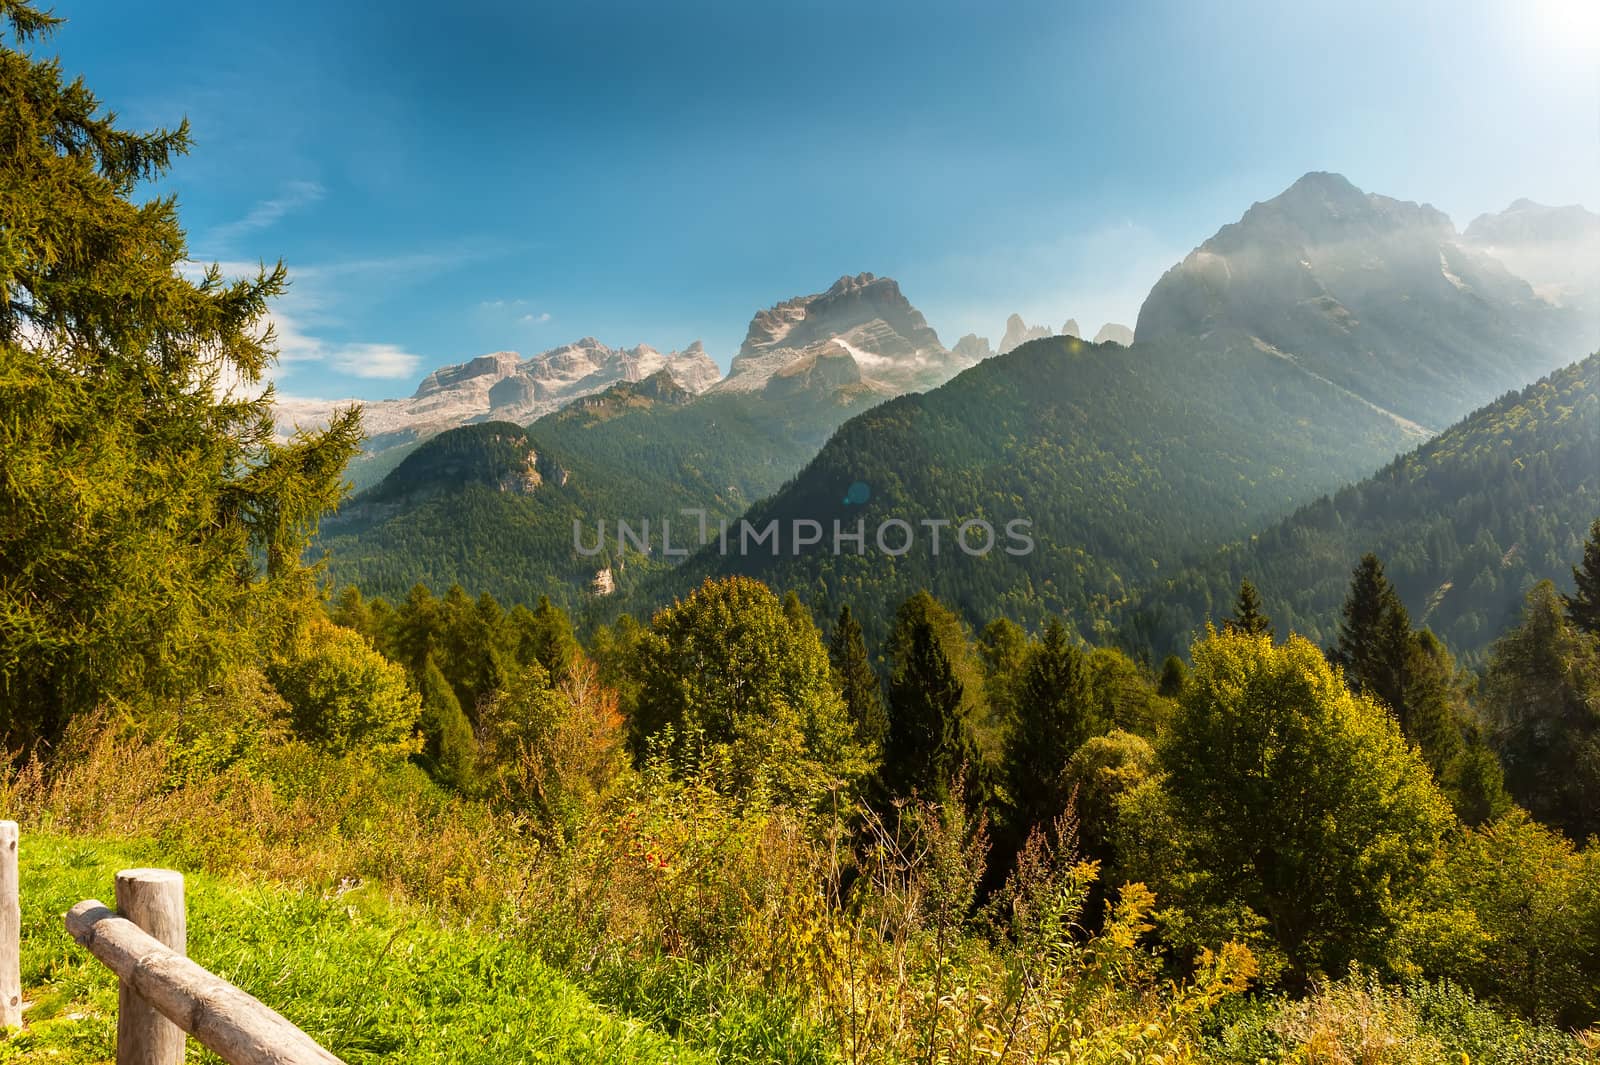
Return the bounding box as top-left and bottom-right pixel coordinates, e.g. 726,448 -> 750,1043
0,822 -> 342,1064
1,822 -> 19,1031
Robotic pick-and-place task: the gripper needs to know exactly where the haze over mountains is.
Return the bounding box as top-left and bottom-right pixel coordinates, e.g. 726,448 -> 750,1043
1135,172 -> 1595,428
1138,351 -> 1600,661
663,174 -> 1600,639
1464,198 -> 1600,322
957,313 -> 1131,360
313,172 -> 1600,647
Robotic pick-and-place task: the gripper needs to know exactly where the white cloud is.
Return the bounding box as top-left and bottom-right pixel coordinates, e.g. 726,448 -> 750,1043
328,343 -> 423,380
178,257 -> 432,384
520,311 -> 552,324
264,307 -> 421,379
479,297 -> 529,310
206,181 -> 325,248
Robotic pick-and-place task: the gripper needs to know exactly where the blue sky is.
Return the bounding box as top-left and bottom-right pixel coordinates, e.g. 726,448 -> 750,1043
39,0 -> 1600,400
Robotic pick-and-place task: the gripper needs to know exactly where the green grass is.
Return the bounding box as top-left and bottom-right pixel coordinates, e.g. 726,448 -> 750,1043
1,834 -> 711,1064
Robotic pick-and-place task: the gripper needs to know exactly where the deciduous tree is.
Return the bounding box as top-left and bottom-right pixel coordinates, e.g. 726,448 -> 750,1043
1156,628 -> 1453,984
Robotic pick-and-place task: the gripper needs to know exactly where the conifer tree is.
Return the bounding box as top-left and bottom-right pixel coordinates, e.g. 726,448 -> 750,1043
418,654 -> 476,788
0,5 -> 361,745
1157,655 -> 1189,698
1447,726 -> 1512,828
1403,629 -> 1467,779
1334,554 -> 1398,692
1562,517 -> 1600,639
829,605 -> 887,753
509,595 -> 580,681
976,616 -> 1029,725
884,618 -> 974,802
1334,555 -> 1466,777
1005,617 -> 1101,831
1225,578 -> 1272,636
1484,581 -> 1600,841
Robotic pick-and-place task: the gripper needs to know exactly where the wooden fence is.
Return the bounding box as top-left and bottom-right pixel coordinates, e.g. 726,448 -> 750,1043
0,821 -> 344,1064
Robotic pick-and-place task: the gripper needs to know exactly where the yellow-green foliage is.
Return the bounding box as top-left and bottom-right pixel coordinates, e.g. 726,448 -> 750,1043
0,711 -> 1253,1064
6,835 -> 711,1064
633,576 -> 870,805
267,618 -> 422,760
1142,629 -> 1454,984
0,4 -> 361,748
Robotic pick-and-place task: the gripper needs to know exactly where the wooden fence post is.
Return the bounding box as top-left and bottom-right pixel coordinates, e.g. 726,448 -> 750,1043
0,821 -> 18,1030
114,869 -> 185,1065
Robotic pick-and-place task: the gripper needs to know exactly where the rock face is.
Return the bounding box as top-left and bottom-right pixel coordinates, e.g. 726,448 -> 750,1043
712,273 -> 974,396
953,333 -> 994,360
1464,199 -> 1600,330
998,313 -> 1052,354
275,337 -> 723,457
1134,170 -> 1592,428
1093,323 -> 1134,346
1061,318 -> 1081,339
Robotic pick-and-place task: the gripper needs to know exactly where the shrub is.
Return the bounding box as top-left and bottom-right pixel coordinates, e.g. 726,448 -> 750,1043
267,618 -> 421,760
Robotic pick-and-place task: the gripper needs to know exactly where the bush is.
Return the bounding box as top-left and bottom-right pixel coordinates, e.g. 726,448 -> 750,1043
267,618 -> 421,760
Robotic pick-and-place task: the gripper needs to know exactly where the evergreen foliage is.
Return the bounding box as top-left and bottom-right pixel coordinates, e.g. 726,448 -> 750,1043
1143,355 -> 1600,663
0,5 -> 360,746
1225,579 -> 1272,636
1333,555 -> 1468,781
883,615 -> 977,804
1563,517 -> 1600,639
1482,581 -> 1600,841
418,654 -> 476,787
828,605 -> 887,754
1004,618 -> 1101,831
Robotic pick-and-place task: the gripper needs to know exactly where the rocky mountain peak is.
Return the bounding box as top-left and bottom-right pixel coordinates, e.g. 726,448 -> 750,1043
1134,172 -> 1591,428
413,351 -> 521,399
1226,171 -> 1453,251
737,272 -> 942,358
953,334 -> 994,360
1093,323 -> 1134,346
998,313 -> 1052,354
718,273 -> 962,395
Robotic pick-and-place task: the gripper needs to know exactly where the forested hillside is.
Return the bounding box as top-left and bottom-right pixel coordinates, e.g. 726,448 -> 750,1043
664,331 -> 1427,642
1128,351 -> 1600,661
318,371 -> 881,609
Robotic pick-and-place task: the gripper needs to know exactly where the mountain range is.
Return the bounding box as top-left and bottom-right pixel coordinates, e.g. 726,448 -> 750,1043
315,274 -> 965,607
294,272 -> 993,490
656,176 -> 1599,641
312,172 -> 1600,654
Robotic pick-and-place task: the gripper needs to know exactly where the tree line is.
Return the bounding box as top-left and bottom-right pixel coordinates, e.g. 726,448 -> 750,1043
308,518 -> 1600,1022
